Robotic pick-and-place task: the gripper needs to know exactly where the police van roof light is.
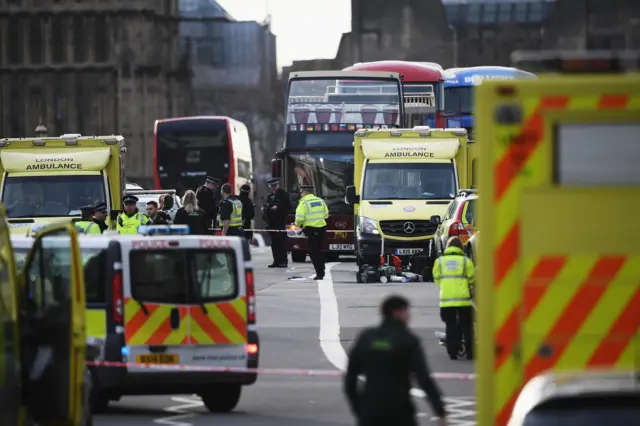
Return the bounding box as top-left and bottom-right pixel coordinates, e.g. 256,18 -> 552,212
138,225 -> 190,236
33,140 -> 46,146
511,50 -> 640,74
65,139 -> 78,146
390,130 -> 402,137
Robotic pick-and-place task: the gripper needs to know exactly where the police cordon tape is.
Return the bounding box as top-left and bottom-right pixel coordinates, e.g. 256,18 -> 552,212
85,360 -> 476,380
211,228 -> 354,233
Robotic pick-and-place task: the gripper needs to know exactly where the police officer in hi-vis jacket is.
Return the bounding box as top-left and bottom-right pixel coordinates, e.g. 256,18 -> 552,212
294,185 -> 328,280
117,194 -> 150,234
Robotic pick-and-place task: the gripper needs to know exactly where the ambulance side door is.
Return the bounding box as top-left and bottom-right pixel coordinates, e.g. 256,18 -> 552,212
19,223 -> 86,425
0,206 -> 21,426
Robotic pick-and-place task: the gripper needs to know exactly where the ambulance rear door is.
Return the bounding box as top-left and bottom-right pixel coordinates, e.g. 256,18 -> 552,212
476,55 -> 640,426
18,223 -> 86,425
121,236 -> 250,372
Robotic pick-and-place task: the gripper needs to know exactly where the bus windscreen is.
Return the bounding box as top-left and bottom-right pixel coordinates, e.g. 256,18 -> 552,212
156,119 -> 230,192
286,77 -> 402,128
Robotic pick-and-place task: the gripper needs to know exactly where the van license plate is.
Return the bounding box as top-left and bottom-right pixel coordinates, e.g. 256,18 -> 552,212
136,354 -> 179,364
329,244 -> 354,251
395,248 -> 423,255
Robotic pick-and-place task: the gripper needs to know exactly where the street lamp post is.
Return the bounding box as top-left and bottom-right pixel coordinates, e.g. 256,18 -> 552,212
35,118 -> 48,137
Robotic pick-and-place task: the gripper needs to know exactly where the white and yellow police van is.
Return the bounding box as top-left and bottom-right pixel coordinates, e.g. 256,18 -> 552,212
11,224 -> 259,413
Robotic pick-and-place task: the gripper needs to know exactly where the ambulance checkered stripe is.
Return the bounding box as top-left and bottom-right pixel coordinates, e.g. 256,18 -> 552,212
487,91 -> 640,426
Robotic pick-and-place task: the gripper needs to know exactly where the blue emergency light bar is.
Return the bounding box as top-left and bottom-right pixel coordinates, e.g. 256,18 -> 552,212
137,225 -> 190,236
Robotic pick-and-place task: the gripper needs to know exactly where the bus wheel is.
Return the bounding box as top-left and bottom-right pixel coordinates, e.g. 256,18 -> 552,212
291,252 -> 306,263
200,385 -> 242,413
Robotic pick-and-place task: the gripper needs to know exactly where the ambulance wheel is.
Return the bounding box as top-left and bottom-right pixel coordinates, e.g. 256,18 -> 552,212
200,384 -> 242,413
291,252 -> 306,263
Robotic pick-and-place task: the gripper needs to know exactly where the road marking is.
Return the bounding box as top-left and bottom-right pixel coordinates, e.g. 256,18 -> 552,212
317,262 -> 348,370
317,263 -> 468,405
430,397 -> 476,426
154,396 -> 203,426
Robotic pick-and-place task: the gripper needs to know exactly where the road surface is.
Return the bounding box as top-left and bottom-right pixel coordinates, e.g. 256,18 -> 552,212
95,248 -> 476,426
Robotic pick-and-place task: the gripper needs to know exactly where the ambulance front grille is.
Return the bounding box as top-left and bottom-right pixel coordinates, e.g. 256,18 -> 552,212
379,220 -> 438,237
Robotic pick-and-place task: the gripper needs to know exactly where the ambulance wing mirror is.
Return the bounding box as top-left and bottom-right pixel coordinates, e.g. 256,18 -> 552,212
345,185 -> 359,205
430,215 -> 441,225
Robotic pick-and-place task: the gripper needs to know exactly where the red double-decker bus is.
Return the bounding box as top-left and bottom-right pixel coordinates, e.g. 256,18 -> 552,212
271,71 -> 404,263
342,61 -> 446,127
153,116 -> 253,194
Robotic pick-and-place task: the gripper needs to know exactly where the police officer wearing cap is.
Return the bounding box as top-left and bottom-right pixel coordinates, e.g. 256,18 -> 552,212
117,195 -> 150,234
239,184 -> 255,243
92,201 -> 109,233
219,183 -> 244,237
263,178 -> 291,268
294,185 -> 328,280
196,176 -> 221,234
76,205 -> 101,234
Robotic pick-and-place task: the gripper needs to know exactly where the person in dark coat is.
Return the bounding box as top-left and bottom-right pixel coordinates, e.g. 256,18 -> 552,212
173,190 -> 208,235
196,176 -> 221,234
238,184 -> 255,243
91,202 -> 109,233
262,178 -> 291,268
344,295 -> 447,426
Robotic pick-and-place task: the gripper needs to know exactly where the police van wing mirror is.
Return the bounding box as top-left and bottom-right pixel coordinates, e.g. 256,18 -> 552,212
345,186 -> 359,205
430,215 -> 441,225
110,210 -> 121,221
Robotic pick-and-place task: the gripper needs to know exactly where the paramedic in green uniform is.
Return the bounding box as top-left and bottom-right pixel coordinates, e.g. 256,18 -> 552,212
117,194 -> 150,234
294,185 -> 328,280
219,183 -> 244,237
76,205 -> 101,234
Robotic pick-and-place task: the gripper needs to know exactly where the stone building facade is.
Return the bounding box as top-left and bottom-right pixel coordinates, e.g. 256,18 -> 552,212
288,0 -> 640,72
0,0 -> 192,186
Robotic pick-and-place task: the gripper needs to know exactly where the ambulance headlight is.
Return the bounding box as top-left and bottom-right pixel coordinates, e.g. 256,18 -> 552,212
359,217 -> 379,235
138,225 -> 190,235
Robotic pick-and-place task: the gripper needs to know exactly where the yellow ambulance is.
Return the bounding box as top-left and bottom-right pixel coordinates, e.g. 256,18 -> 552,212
0,134 -> 126,234
345,126 -> 471,275
0,207 -> 90,425
475,51 -> 640,426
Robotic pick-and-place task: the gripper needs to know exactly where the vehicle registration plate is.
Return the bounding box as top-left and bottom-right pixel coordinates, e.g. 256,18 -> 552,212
136,354 -> 179,364
395,248 -> 423,255
329,244 -> 354,251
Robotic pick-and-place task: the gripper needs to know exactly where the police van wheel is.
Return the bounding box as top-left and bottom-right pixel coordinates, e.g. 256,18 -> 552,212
200,385 -> 242,413
291,252 -> 306,263
90,391 -> 110,413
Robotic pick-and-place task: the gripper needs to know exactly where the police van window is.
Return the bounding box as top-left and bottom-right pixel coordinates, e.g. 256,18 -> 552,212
3,174 -> 106,218
130,250 -> 237,303
25,237 -> 73,307
362,162 -> 456,200
15,247 -> 105,304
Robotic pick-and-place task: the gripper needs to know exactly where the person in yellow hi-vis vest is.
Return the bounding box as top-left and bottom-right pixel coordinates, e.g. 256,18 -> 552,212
76,205 -> 101,234
294,185 -> 328,280
219,183 -> 245,238
117,194 -> 150,234
433,236 -> 476,360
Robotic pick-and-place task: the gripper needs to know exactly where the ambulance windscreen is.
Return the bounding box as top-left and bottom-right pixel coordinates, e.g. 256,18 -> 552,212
3,174 -> 106,218
130,250 -> 237,303
362,162 -> 456,200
